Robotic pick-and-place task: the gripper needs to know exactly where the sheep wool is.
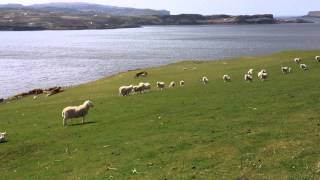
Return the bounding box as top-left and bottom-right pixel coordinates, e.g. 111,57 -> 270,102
62,100 -> 94,126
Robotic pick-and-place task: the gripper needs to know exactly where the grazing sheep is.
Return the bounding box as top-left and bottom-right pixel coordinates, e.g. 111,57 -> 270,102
119,85 -> 134,96
247,69 -> 254,75
300,64 -> 308,70
133,83 -> 145,94
179,80 -> 185,86
140,82 -> 151,92
0,132 -> 7,143
294,58 -> 301,64
244,74 -> 253,82
222,75 -> 231,82
156,82 -> 166,90
281,67 -> 292,74
62,100 -> 94,127
202,76 -> 209,84
169,81 -> 176,88
315,56 -> 320,62
258,70 -> 268,81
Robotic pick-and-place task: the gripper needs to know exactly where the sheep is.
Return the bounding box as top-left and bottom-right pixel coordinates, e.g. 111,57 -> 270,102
135,71 -> 148,78
62,100 -> 94,127
179,80 -> 185,86
156,82 -> 166,90
258,70 -> 268,81
294,58 -> 301,64
222,75 -> 231,82
119,85 -> 133,96
140,82 -> 151,92
202,76 -> 209,84
244,74 -> 253,82
247,69 -> 254,75
281,67 -> 292,74
0,132 -> 7,143
300,64 -> 308,70
133,83 -> 145,94
169,81 -> 176,88
315,56 -> 320,62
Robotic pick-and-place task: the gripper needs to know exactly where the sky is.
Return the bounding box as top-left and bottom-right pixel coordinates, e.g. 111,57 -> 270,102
0,0 -> 319,16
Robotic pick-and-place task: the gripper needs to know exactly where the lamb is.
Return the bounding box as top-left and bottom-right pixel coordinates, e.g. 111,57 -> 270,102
315,56 -> 320,62
119,85 -> 133,96
0,132 -> 7,143
300,64 -> 308,70
258,70 -> 268,81
169,81 -> 176,88
222,75 -> 231,82
156,82 -> 166,90
244,74 -> 253,82
202,76 -> 209,84
179,80 -> 185,86
247,69 -> 254,75
294,58 -> 301,64
62,100 -> 94,127
281,67 -> 292,74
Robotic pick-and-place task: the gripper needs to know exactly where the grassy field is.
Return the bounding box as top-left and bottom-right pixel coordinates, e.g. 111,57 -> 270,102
1,50 -> 320,179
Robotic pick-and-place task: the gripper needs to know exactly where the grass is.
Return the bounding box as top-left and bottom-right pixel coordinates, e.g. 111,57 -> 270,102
1,50 -> 320,179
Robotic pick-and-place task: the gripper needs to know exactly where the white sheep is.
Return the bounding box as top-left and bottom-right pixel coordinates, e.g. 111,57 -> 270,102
62,100 -> 94,127
294,58 -> 301,64
169,81 -> 176,88
258,70 -> 268,81
315,56 -> 320,62
141,82 -> 151,91
202,76 -> 209,84
0,132 -> 7,143
222,75 -> 231,82
281,67 -> 292,74
300,64 -> 308,70
156,82 -> 166,90
179,80 -> 185,86
247,69 -> 254,75
119,85 -> 133,96
244,74 -> 253,82
133,83 -> 145,94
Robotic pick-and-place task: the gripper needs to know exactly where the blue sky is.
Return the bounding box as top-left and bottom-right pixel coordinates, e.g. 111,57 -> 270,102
0,0 -> 319,16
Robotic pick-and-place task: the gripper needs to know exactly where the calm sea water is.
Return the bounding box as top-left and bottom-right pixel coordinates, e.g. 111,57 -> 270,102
1,23 -> 320,98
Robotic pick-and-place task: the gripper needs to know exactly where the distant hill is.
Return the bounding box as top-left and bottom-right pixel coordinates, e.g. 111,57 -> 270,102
307,11 -> 320,17
0,2 -> 170,17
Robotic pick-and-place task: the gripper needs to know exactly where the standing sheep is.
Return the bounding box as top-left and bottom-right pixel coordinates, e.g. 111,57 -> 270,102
179,80 -> 185,86
0,132 -> 7,143
202,76 -> 209,84
140,82 -> 151,92
244,74 -> 253,82
294,58 -> 301,64
315,56 -> 320,62
258,70 -> 268,81
156,82 -> 166,91
281,67 -> 292,74
119,85 -> 133,96
133,83 -> 145,94
300,64 -> 308,70
62,100 -> 94,127
169,81 -> 176,88
222,75 -> 231,82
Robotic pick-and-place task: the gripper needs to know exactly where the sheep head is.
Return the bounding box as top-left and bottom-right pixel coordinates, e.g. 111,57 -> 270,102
84,100 -> 94,108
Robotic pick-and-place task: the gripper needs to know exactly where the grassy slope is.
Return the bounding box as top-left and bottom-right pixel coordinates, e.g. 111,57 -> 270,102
1,50 -> 320,179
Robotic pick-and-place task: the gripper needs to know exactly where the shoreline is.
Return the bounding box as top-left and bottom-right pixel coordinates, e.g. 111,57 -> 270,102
2,49 -> 317,101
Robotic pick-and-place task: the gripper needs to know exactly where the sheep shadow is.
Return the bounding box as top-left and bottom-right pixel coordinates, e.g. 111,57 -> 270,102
69,121 -> 97,126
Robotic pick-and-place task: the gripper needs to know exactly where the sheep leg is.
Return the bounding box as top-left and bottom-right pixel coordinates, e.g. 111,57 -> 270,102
82,116 -> 85,124
63,117 -> 67,127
